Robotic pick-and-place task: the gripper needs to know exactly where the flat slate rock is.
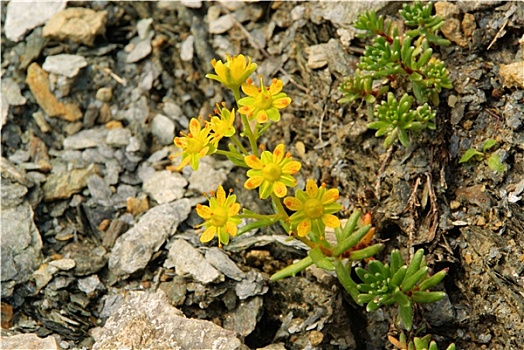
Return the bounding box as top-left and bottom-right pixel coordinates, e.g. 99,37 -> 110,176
92,289 -> 246,350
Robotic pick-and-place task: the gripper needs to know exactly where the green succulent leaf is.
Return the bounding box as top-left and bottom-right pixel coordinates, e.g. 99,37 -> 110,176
309,246 -> 335,271
389,250 -> 404,275
335,259 -> 360,303
482,138 -> 497,152
401,266 -> 429,291
399,304 -> 413,330
411,291 -> 446,303
349,243 -> 383,261
487,153 -> 506,173
405,249 -> 425,279
418,268 -> 448,290
459,148 -> 484,163
390,265 -> 408,287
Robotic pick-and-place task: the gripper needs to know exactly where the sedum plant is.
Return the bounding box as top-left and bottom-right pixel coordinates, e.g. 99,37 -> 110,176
170,50 -> 450,347
389,332 -> 456,350
338,1 -> 452,148
459,138 -> 506,173
355,249 -> 447,330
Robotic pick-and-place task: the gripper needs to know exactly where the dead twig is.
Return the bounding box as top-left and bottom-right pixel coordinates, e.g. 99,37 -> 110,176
374,145 -> 395,200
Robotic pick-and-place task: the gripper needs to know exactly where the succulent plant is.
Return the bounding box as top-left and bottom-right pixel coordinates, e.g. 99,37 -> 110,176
355,249 -> 447,330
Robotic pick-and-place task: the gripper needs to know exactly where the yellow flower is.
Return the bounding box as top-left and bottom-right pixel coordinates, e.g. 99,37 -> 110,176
238,76 -> 292,124
173,118 -> 216,170
206,54 -> 257,90
209,103 -> 236,145
196,186 -> 241,246
244,144 -> 301,199
284,180 -> 341,237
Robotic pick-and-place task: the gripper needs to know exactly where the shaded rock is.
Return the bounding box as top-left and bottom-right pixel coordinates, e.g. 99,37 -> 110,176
151,114 -> 175,145
33,263 -> 58,291
188,157 -> 231,194
78,275 -> 103,295
165,239 -> 223,284
106,128 -> 132,147
0,334 -> 61,350
143,170 -> 187,204
4,0 -> 66,42
126,37 -> 153,64
205,247 -> 245,281
42,54 -> 88,78
180,35 -> 195,61
86,174 -> 112,206
63,243 -> 107,276
209,14 -> 235,34
2,78 -> 27,106
92,290 -> 245,350
43,164 -> 98,201
1,180 -> 28,209
26,63 -> 83,122
223,296 -> 263,337
64,127 -> 108,149
43,8 -> 107,46
235,270 -> 268,300
1,201 -> 42,297
109,199 -> 191,276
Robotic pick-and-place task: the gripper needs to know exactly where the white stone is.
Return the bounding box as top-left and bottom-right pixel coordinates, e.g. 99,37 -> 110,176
5,0 -> 66,42
43,54 -> 88,78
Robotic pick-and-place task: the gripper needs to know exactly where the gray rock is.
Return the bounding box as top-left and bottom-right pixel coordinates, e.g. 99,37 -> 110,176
1,181 -> 28,209
151,114 -> 175,145
42,54 -> 88,78
181,0 -> 203,9
205,247 -> 245,281
92,290 -> 245,350
111,184 -> 137,208
43,164 -> 99,201
188,157 -> 230,194
137,18 -> 153,39
4,0 -> 66,42
49,258 -> 76,271
180,35 -> 195,61
78,274 -> 103,295
0,334 -> 61,350
143,170 -> 187,204
106,128 -> 132,147
33,263 -> 58,290
87,174 -> 113,206
109,199 -> 191,276
64,127 -> 108,150
209,14 -> 235,34
103,159 -> 121,186
165,239 -> 223,284
126,38 -> 152,63
235,270 -> 268,300
2,78 -> 27,106
126,136 -> 141,153
1,201 -> 42,297
223,297 -> 263,337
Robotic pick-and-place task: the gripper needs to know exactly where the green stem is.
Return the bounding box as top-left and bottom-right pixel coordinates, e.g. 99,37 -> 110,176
241,113 -> 259,157
215,149 -> 244,160
232,87 -> 241,107
230,135 -> 248,155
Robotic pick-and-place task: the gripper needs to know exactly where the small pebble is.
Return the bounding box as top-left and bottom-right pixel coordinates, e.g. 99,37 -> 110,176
96,87 -> 113,103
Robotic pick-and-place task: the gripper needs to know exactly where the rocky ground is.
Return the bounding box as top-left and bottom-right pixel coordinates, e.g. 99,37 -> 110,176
1,1 -> 523,350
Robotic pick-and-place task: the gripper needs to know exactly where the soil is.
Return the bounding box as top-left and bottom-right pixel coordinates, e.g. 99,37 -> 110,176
1,1 -> 523,350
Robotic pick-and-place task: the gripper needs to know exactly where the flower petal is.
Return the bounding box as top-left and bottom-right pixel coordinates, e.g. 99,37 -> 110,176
256,110 -> 269,124
279,174 -> 297,187
269,79 -> 283,95
321,188 -> 339,204
273,181 -> 288,198
245,155 -> 264,169
284,197 -> 303,211
266,107 -> 281,122
305,180 -> 319,198
216,186 -> 226,205
225,221 -> 238,236
282,160 -> 301,174
196,204 -> 211,219
228,202 -> 240,216
189,118 -> 201,135
273,97 -> 292,109
273,144 -> 285,163
200,226 -> 217,242
244,175 -> 264,190
297,219 -> 311,237
322,214 -> 341,229
241,82 -> 259,97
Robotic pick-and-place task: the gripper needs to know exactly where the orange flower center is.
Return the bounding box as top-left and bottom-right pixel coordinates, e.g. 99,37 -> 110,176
304,199 -> 323,219
210,207 -> 228,227
262,162 -> 282,181
254,91 -> 273,109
